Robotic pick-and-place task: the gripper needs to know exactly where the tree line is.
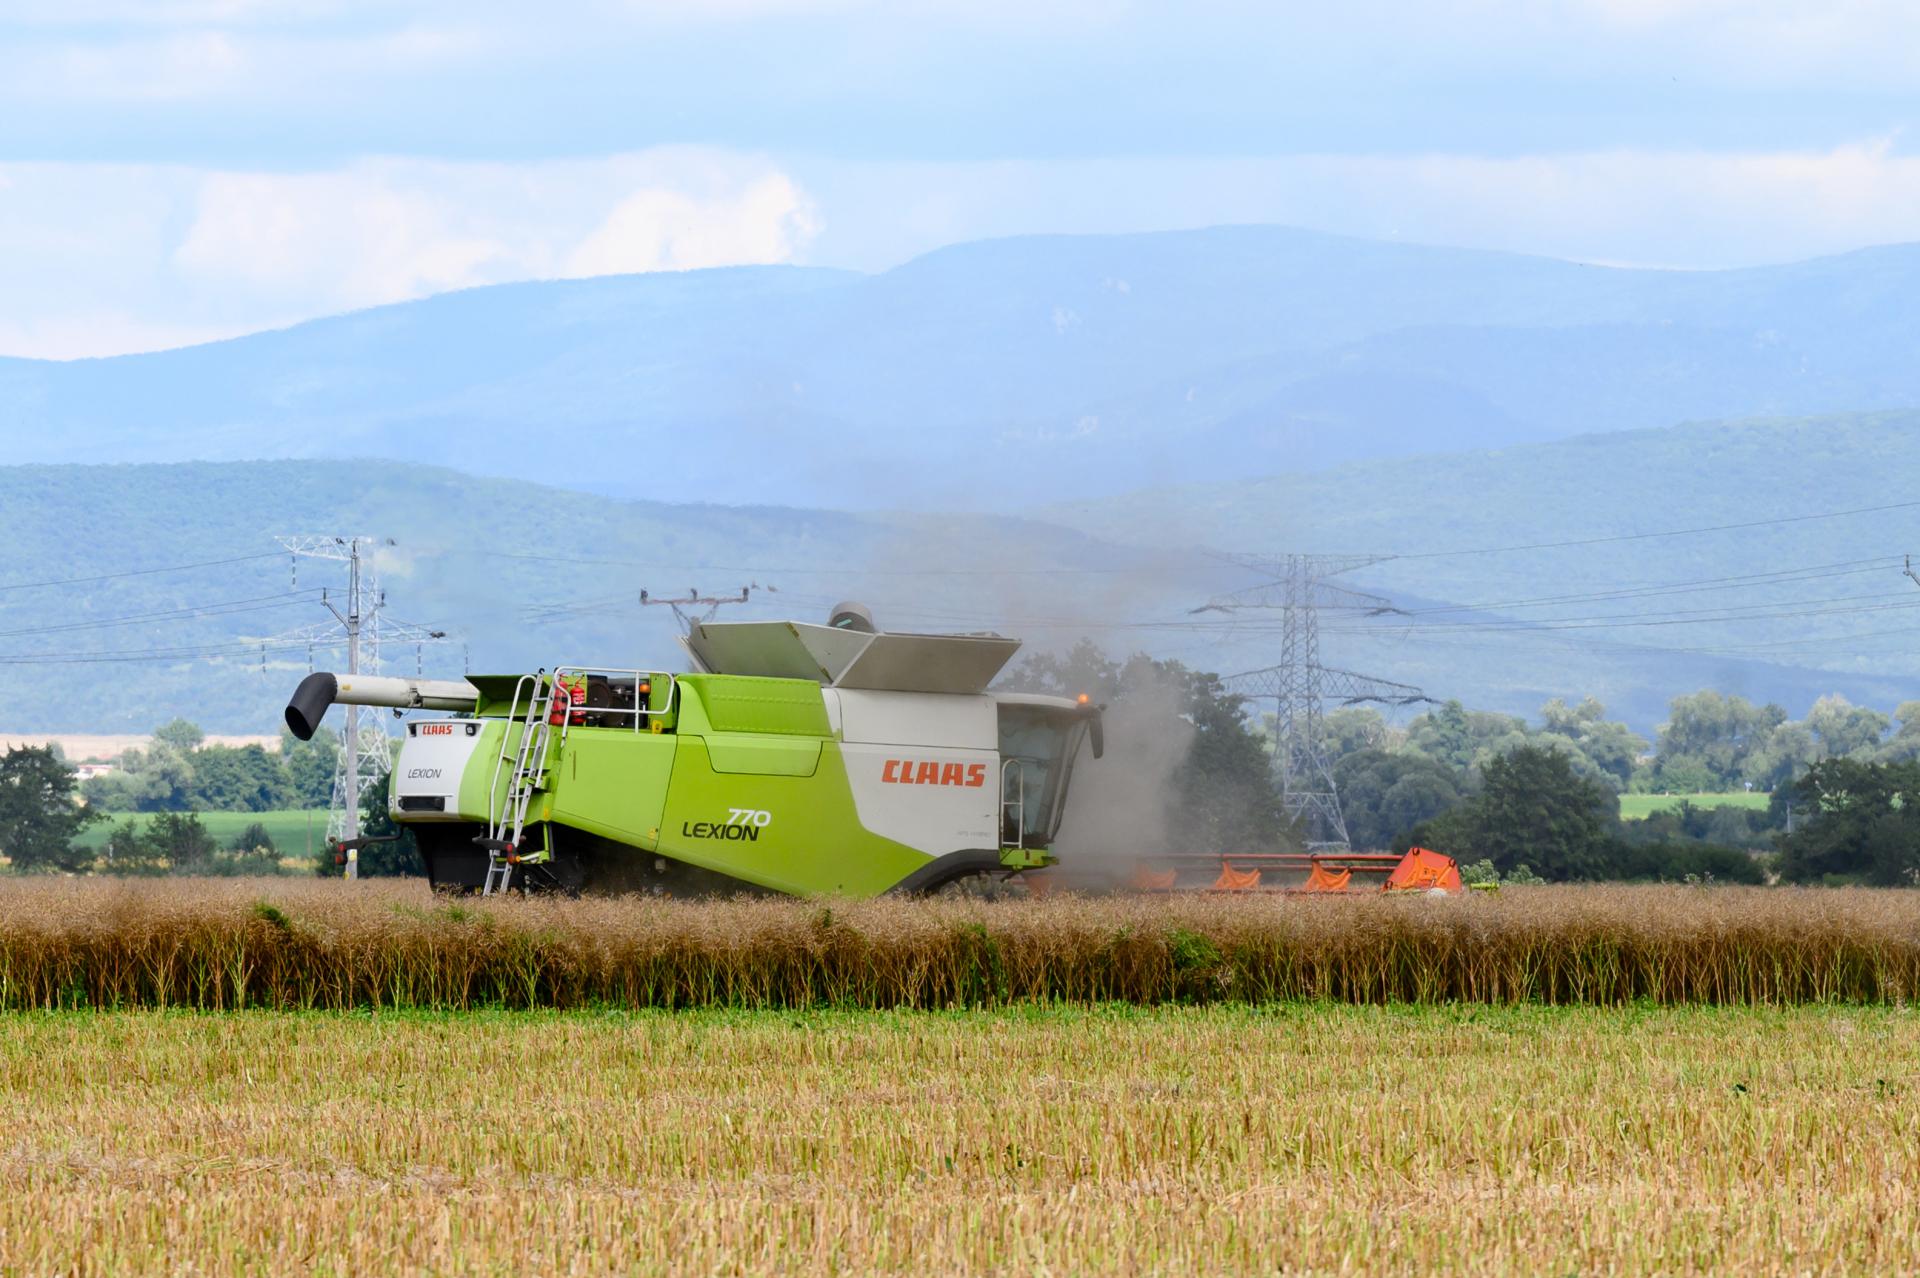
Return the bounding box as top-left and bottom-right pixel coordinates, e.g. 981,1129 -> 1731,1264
5,656 -> 1920,885
78,719 -> 339,813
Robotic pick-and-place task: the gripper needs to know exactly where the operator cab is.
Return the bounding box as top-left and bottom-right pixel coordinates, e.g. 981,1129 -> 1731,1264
995,695 -> 1101,849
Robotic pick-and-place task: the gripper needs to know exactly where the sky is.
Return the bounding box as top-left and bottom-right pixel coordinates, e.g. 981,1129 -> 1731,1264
7,0 -> 1920,359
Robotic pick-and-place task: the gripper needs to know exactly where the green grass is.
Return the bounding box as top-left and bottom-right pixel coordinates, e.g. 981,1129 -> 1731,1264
1619,791 -> 1772,819
74,808 -> 327,856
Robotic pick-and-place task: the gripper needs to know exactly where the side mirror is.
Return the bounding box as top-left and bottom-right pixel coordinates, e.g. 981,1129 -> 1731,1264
1087,707 -> 1105,760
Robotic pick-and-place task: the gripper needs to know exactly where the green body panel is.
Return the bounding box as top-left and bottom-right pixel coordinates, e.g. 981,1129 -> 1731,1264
651,735 -> 929,896
683,675 -> 832,736
548,730 -> 678,850
705,736 -> 822,776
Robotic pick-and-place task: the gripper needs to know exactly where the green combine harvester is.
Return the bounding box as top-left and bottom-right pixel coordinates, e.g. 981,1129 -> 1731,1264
284,608 -> 1103,896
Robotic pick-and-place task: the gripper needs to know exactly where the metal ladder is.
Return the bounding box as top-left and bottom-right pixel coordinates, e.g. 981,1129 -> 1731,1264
477,671 -> 562,895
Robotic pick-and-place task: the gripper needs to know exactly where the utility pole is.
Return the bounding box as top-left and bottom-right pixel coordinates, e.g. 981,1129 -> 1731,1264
1195,554 -> 1430,851
272,535 -> 449,876
640,585 -> 756,635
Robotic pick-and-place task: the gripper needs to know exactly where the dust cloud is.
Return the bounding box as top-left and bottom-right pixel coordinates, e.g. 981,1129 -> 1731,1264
1050,666 -> 1197,883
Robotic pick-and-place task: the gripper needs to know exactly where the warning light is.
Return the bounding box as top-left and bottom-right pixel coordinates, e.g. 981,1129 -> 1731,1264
1076,693 -> 1090,705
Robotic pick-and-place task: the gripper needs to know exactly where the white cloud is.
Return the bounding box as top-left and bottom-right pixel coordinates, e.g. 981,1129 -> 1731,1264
173,168 -> 512,309
167,154 -> 821,313
0,149 -> 822,357
566,173 -> 818,276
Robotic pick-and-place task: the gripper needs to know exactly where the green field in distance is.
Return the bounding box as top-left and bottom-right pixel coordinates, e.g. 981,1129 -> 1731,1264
73,809 -> 327,858
1618,791 -> 1772,820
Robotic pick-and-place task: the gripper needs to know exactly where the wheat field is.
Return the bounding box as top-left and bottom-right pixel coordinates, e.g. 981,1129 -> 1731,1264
0,1004 -> 1913,1276
0,878 -> 1918,1008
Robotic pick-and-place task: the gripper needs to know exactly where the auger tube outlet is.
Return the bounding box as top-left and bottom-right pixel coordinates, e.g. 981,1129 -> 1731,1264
285,672 -> 479,740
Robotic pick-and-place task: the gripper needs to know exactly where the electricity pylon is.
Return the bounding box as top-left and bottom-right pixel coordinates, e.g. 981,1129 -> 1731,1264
1196,554 -> 1430,851
271,536 -> 449,866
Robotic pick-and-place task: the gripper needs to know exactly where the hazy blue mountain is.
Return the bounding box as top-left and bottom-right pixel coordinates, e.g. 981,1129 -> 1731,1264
1049,408 -> 1920,724
5,439 -> 1919,736
7,227 -> 1920,508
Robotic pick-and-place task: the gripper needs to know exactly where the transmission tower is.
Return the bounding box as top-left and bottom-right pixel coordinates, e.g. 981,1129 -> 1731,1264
640,585 -> 756,634
1196,554 -> 1430,851
270,536 -> 449,871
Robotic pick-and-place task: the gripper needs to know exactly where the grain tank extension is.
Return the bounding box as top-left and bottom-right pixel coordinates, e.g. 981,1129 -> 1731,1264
284,615 -> 1102,896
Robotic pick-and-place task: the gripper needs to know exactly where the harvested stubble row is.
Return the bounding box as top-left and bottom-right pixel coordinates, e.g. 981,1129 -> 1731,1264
1,878 -> 1917,1009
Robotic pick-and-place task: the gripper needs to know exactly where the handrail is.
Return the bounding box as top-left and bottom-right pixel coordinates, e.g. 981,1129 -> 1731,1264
1001,758 -> 1027,850
550,667 -> 679,742
485,672 -> 541,834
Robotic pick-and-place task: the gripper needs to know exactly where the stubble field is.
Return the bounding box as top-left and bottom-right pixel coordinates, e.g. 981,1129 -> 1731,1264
4,880 -> 1918,1274
0,1004 -> 1914,1276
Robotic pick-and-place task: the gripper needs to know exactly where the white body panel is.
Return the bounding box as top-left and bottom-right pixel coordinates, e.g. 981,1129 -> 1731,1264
828,689 -> 997,749
826,689 -> 1000,855
390,719 -> 487,822
841,741 -> 1001,855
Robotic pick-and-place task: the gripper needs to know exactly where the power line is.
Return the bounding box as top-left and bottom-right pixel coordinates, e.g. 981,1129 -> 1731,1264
1388,499 -> 1920,561
1398,557 -> 1904,617
0,590 -> 319,641
0,638 -> 328,665
477,550 -> 1165,577
0,552 -> 281,594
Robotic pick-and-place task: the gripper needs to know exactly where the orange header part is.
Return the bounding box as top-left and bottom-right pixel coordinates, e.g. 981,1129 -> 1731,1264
1384,846 -> 1463,893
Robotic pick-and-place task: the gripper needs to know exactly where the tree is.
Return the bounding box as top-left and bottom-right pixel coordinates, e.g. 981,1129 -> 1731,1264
1538,697 -> 1647,790
187,744 -> 292,812
1876,702 -> 1920,764
1654,692 -> 1784,790
1318,707 -> 1391,761
1743,720 -> 1819,790
1776,758 -> 1920,886
1408,745 -> 1619,881
1805,694 -> 1891,761
284,727 -> 340,809
80,736 -> 194,812
153,718 -> 206,752
1331,750 -> 1468,850
1403,701 -> 1526,774
145,812 -> 217,874
0,746 -> 96,873
97,821 -> 169,876
228,822 -> 276,856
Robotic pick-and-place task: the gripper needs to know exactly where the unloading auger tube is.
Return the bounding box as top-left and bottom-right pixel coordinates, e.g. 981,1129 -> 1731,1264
280,611 -> 1105,899
285,672 -> 482,740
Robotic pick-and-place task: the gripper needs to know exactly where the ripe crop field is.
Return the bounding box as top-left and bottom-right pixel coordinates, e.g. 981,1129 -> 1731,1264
0,1004 -> 1914,1275
2,879 -> 1919,1009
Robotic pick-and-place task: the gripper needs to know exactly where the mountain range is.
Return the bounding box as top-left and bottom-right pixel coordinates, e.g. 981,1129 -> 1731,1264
8,226 -> 1920,509
4,225 -> 1918,736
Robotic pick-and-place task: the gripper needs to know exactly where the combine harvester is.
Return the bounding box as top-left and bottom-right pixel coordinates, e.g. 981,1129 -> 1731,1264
285,608 -> 1104,896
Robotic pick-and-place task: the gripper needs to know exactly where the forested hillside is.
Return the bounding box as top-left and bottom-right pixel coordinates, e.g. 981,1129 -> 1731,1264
5,433 -> 1919,734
